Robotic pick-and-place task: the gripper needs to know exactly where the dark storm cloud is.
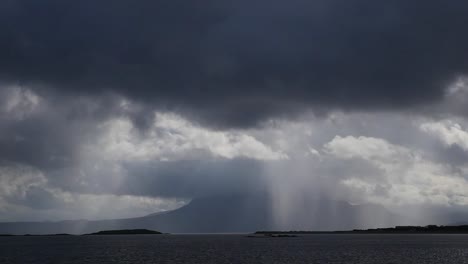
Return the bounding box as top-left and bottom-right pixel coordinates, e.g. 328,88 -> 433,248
0,117 -> 75,169
1,0 -> 468,127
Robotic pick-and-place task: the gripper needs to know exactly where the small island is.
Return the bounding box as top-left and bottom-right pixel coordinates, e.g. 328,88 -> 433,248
349,225 -> 468,234
255,225 -> 468,235
85,229 -> 163,235
247,233 -> 298,238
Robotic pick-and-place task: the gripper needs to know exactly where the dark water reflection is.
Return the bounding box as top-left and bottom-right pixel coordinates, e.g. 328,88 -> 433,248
1,234 -> 468,263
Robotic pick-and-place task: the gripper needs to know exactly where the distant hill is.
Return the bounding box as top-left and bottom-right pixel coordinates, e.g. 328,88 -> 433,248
0,193 -> 402,235
255,225 -> 468,234
86,229 -> 162,235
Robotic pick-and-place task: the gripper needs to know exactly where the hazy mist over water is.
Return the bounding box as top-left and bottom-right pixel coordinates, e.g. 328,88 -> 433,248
2,235 -> 468,264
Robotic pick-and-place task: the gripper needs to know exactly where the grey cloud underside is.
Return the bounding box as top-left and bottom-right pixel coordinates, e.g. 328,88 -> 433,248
0,91 -> 122,169
117,160 -> 267,198
45,160 -> 268,199
2,0 -> 468,126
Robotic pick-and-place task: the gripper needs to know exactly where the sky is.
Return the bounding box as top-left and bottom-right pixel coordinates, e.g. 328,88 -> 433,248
1,0 -> 468,225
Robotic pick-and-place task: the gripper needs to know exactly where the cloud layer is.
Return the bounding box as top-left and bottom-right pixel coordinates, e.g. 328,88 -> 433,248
2,84 -> 468,223
1,0 -> 468,126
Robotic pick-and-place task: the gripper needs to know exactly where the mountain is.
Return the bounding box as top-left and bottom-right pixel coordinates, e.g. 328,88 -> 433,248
0,194 -> 401,235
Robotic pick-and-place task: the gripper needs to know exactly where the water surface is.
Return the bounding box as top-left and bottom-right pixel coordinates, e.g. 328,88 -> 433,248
1,234 -> 468,263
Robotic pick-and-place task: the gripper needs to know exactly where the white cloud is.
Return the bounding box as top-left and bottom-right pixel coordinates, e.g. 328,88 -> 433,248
324,135 -> 411,161
88,113 -> 288,162
420,120 -> 468,151
322,135 -> 468,207
0,86 -> 42,120
0,164 -> 47,199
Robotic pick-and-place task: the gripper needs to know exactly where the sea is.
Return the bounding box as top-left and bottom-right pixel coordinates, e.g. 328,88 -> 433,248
1,234 -> 468,263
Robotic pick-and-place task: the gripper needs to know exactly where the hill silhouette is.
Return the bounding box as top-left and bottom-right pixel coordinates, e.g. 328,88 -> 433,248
86,229 -> 162,235
0,193 -> 400,235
